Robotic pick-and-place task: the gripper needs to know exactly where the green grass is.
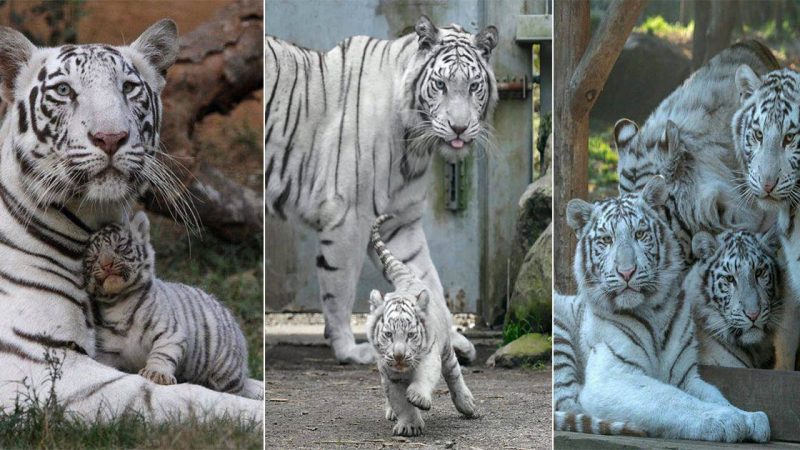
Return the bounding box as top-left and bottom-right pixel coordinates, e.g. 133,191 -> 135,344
0,349 -> 262,450
502,320 -> 535,345
588,129 -> 619,201
634,15 -> 693,42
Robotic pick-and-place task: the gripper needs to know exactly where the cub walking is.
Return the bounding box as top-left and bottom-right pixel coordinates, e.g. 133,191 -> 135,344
84,211 -> 263,400
367,214 -> 476,436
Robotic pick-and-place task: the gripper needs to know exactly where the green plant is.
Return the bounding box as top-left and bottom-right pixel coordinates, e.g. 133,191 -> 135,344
635,15 -> 693,41
502,320 -> 534,345
588,131 -> 619,200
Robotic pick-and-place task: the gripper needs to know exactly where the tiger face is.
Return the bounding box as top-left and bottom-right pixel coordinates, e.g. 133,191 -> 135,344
84,211 -> 154,300
691,230 -> 780,346
613,118 -> 687,194
567,177 -> 682,311
367,289 -> 429,373
733,66 -> 800,211
402,16 -> 498,163
0,20 -> 178,207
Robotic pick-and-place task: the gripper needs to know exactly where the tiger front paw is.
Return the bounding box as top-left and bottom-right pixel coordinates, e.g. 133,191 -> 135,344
139,368 -> 177,385
406,386 -> 432,411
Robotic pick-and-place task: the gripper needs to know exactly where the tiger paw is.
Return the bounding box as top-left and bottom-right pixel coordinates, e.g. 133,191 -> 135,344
406,387 -> 432,411
385,404 -> 397,421
453,390 -> 477,418
139,368 -> 177,385
393,418 -> 424,437
746,411 -> 770,443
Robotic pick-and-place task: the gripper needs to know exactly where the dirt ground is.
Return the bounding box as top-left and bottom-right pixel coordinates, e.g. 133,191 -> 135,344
266,344 -> 552,450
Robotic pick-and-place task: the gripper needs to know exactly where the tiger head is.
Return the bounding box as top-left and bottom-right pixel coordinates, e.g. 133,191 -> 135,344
733,65 -> 800,211
84,211 -> 154,300
567,177 -> 682,311
366,288 -> 429,373
0,20 -> 178,209
400,16 -> 498,163
690,230 -> 780,346
613,118 -> 688,194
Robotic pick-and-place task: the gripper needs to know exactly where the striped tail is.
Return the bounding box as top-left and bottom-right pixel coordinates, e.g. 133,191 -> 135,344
554,411 -> 647,437
371,214 -> 416,287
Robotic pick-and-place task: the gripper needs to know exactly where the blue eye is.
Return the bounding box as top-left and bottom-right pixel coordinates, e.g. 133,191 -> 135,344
469,82 -> 480,93
434,79 -> 446,90
122,81 -> 137,94
384,331 -> 392,339
55,82 -> 73,97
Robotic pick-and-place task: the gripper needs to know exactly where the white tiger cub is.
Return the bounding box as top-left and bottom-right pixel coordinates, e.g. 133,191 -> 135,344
266,16 -> 496,364
366,214 -> 476,437
554,177 -> 770,442
84,212 -> 263,400
684,230 -> 781,368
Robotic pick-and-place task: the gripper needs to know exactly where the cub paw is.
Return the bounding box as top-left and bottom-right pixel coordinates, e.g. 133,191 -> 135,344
453,390 -> 477,418
139,368 -> 177,385
406,387 -> 432,411
747,411 -> 770,443
696,408 -> 749,443
336,343 -> 375,365
385,404 -> 397,421
393,419 -> 424,437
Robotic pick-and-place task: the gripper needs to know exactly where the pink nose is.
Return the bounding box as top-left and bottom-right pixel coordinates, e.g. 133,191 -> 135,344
746,310 -> 760,322
617,266 -> 636,282
763,179 -> 777,194
89,131 -> 128,155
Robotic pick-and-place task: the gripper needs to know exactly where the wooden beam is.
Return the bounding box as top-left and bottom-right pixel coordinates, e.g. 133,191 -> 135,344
567,0 -> 647,121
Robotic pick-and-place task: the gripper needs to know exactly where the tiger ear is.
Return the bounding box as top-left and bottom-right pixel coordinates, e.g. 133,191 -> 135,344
415,15 -> 440,51
566,199 -> 594,235
130,211 -> 151,243
735,64 -> 762,103
0,27 -> 35,104
475,26 -> 498,60
760,228 -> 780,254
613,119 -> 639,154
641,175 -> 668,209
369,289 -> 384,312
663,120 -> 687,179
416,290 -> 430,311
692,232 -> 718,260
131,19 -> 179,76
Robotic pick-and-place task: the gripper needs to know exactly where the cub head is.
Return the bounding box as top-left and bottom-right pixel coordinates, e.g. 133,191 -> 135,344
400,15 -> 498,163
732,65 -> 800,211
366,288 -> 429,372
613,118 -> 687,194
691,230 -> 780,346
567,177 -> 682,311
0,20 -> 178,207
84,211 -> 154,299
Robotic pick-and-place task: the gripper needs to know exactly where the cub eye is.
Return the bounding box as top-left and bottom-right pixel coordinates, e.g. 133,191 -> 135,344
407,331 -> 416,339
54,82 -> 73,97
598,236 -> 613,246
634,230 -> 646,240
724,275 -> 736,284
784,133 -> 795,146
754,130 -> 763,141
122,81 -> 137,94
434,79 -> 446,91
756,268 -> 767,279
469,82 -> 480,93
383,331 -> 392,339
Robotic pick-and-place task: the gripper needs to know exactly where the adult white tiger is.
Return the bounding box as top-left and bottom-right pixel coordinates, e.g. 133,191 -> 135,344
0,21 -> 261,422
732,64 -> 800,370
265,16 -> 497,364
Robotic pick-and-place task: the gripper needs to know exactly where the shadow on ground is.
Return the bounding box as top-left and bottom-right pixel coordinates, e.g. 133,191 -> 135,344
266,343 -> 552,449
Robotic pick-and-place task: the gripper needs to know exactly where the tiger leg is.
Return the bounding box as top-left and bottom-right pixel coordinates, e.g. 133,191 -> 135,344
381,370 -> 423,436
317,212 -> 373,364
773,289 -> 800,370
441,344 -> 476,417
139,329 -> 186,386
0,350 -> 263,424
405,351 -> 440,411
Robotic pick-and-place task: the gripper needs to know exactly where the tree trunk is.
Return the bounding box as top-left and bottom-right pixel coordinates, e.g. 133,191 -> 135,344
705,1 -> 737,63
150,0 -> 263,242
692,0 -> 711,70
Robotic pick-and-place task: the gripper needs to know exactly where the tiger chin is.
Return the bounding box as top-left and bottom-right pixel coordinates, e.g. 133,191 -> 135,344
366,215 -> 476,437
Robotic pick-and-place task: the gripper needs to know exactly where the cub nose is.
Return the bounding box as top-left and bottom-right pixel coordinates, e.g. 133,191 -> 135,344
449,123 -> 467,136
393,352 -> 404,363
745,310 -> 760,322
763,178 -> 778,194
89,131 -> 129,156
617,266 -> 636,282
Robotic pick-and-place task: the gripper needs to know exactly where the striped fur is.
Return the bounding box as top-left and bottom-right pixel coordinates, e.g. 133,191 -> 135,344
85,212 -> 262,399
732,64 -> 800,370
614,41 -> 779,263
366,214 -> 475,437
265,16 -> 495,364
556,177 -> 770,442
0,22 -> 261,423
684,230 -> 780,368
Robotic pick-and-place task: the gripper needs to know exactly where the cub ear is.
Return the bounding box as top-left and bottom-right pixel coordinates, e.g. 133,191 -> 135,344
641,175 -> 668,209
566,199 -> 594,235
131,19 -> 179,76
475,25 -> 498,59
130,211 -> 151,243
369,289 -> 384,312
735,64 -> 762,103
760,228 -> 780,255
415,15 -> 440,51
692,231 -> 718,260
0,27 -> 35,104
416,290 -> 430,311
662,120 -> 687,179
613,118 -> 639,154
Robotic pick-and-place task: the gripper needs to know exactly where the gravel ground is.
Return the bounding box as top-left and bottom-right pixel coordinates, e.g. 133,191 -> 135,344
266,344 -> 552,450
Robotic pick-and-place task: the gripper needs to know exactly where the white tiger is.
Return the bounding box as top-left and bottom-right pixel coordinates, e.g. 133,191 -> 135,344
84,211 -> 263,400
613,41 -> 778,262
366,215 -> 475,437
732,64 -> 800,370
265,16 -> 496,364
553,177 -> 770,442
0,22 -> 261,422
683,230 -> 780,368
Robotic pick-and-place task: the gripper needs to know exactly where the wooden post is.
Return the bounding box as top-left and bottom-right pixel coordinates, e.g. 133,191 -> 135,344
554,0 -> 646,294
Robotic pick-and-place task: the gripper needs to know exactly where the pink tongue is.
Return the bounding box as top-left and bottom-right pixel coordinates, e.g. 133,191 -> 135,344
450,139 -> 464,149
